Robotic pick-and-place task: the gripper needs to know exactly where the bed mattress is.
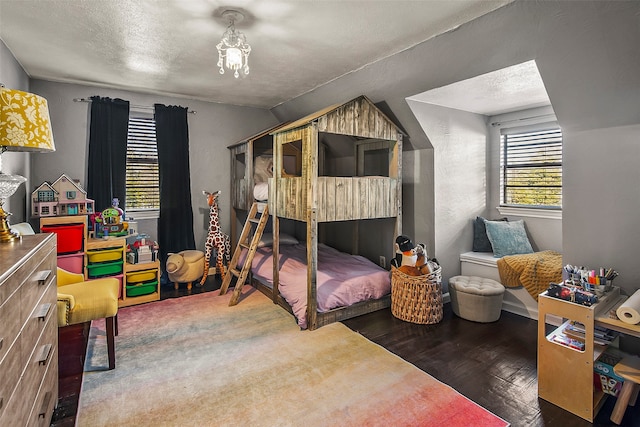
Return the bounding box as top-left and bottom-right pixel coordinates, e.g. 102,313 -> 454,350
249,243 -> 391,329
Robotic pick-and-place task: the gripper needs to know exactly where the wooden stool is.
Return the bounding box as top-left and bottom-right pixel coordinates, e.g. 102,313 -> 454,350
610,355 -> 640,424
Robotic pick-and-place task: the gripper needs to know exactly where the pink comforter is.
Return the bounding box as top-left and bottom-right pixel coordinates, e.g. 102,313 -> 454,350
248,243 -> 391,329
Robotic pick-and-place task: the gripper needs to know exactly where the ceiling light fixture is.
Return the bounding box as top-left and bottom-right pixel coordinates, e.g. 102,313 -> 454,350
217,10 -> 251,79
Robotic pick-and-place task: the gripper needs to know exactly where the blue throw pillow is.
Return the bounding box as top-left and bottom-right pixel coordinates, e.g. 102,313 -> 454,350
472,216 -> 507,252
484,219 -> 534,258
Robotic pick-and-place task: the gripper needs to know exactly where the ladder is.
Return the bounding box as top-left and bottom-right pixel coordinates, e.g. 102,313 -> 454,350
219,202 -> 269,306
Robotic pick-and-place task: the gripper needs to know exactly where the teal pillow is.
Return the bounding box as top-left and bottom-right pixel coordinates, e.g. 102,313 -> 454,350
484,219 -> 534,258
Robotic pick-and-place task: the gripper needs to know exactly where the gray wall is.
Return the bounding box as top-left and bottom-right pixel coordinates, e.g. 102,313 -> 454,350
271,0 -> 640,295
3,1 -> 640,296
0,40 -> 30,223
26,80 -> 278,250
406,100 -> 487,281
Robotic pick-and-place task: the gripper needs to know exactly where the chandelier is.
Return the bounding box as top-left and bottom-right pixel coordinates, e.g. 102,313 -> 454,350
216,10 -> 251,78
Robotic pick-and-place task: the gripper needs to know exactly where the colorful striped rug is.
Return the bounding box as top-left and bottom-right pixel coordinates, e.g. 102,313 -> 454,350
77,288 -> 509,426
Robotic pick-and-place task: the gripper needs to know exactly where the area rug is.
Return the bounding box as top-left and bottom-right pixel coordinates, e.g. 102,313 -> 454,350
76,288 -> 509,427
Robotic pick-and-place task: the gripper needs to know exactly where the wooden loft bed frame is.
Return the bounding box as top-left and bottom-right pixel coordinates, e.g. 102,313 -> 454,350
268,95 -> 403,330
228,95 -> 403,330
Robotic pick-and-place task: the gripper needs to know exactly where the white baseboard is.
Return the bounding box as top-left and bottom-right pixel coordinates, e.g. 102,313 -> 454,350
442,292 -> 450,304
501,300 -> 538,321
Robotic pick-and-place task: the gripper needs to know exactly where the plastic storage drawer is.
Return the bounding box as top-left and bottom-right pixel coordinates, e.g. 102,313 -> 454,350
126,269 -> 157,285
41,224 -> 84,254
57,253 -> 85,274
87,247 -> 123,263
86,260 -> 123,278
126,280 -> 158,297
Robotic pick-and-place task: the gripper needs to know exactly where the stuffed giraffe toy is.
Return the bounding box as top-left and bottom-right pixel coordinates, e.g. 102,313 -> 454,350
200,190 -> 230,285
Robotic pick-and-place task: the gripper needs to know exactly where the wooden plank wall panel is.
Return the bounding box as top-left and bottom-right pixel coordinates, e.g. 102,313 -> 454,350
317,97 -> 398,140
233,178 -> 247,211
312,177 -> 397,221
335,178 -> 352,221
275,178 -> 306,221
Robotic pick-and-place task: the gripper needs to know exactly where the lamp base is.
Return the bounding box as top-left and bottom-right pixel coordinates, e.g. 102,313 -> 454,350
0,205 -> 20,243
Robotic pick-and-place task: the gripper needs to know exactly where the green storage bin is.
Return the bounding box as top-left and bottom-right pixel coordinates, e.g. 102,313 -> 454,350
126,280 -> 157,297
86,260 -> 124,278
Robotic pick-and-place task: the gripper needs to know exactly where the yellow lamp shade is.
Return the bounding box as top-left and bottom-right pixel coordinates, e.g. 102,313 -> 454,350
0,87 -> 55,152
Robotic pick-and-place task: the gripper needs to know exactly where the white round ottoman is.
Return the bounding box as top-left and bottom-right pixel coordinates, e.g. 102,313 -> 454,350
449,276 -> 505,323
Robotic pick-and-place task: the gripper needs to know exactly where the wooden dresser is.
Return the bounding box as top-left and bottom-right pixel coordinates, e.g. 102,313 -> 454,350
0,233 -> 58,426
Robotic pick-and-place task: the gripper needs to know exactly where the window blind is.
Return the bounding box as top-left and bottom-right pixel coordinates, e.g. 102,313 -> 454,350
501,127 -> 562,208
126,116 -> 159,210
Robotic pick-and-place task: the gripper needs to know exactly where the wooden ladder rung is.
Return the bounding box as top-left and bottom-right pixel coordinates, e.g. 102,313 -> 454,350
219,202 -> 269,301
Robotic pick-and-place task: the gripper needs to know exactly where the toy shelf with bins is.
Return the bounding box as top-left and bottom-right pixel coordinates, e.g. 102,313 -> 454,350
86,237 -> 160,308
121,260 -> 160,307
39,215 -> 87,275
537,287 -> 639,422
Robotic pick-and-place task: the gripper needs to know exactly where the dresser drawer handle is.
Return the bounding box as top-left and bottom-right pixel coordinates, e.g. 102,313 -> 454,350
38,344 -> 53,366
33,270 -> 52,285
38,391 -> 52,419
0,337 -> 3,351
35,303 -> 52,322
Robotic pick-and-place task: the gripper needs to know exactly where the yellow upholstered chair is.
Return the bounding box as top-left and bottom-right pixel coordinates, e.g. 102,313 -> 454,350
57,267 -> 120,370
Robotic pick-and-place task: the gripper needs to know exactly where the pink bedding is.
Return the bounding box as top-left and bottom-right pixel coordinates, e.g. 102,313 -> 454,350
247,243 -> 391,329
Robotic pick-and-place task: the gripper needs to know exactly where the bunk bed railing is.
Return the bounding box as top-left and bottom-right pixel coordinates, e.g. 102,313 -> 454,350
270,176 -> 398,222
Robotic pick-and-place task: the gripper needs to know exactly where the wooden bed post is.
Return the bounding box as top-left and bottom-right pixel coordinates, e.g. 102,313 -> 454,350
271,133 -> 281,303
306,122 -> 319,330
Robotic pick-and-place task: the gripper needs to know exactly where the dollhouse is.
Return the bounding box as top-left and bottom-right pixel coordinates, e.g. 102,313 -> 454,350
31,173 -> 95,218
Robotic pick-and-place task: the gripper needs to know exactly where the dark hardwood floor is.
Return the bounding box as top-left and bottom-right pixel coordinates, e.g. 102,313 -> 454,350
52,277 -> 640,427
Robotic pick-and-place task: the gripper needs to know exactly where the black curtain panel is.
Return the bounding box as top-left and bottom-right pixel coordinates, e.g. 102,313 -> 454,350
86,96 -> 130,212
154,104 -> 196,265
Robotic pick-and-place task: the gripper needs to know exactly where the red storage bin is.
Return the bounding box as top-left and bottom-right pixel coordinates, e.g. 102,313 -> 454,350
41,224 -> 84,254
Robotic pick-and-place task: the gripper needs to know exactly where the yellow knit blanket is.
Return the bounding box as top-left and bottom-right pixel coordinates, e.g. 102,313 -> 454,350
496,251 -> 563,301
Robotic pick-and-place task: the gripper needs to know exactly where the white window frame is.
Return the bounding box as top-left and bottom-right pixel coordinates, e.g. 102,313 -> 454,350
125,113 -> 159,219
493,114 -> 562,220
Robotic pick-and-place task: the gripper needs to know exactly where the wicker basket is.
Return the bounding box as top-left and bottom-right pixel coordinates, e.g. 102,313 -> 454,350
391,266 -> 443,324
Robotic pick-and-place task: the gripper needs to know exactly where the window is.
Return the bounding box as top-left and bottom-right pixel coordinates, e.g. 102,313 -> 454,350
500,126 -> 562,209
126,116 -> 159,212
38,190 -> 54,202
66,191 -> 76,199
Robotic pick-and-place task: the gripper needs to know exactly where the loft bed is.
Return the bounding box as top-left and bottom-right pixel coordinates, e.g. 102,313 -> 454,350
228,123 -> 288,246
230,95 -> 404,330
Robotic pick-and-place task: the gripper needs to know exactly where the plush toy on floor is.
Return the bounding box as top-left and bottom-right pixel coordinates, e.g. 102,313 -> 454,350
200,190 -> 230,285
166,250 -> 205,291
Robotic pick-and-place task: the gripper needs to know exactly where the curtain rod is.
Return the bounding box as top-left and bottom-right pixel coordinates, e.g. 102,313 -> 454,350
73,97 -> 197,114
490,113 -> 555,127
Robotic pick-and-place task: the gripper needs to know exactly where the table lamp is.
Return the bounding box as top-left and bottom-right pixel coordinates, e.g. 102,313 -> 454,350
0,86 -> 56,242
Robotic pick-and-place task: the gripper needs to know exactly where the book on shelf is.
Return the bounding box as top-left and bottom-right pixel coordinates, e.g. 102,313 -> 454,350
564,321 -> 619,345
549,332 -> 586,351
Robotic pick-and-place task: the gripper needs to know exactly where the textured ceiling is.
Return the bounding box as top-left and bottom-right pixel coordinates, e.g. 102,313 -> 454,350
0,0 -> 512,109
408,60 -> 550,116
